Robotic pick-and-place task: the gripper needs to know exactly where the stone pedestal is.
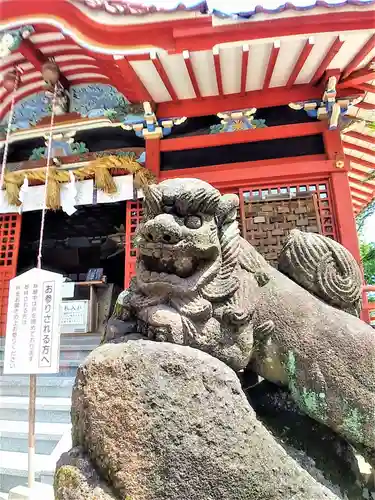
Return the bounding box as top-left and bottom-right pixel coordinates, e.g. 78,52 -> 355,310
8,483 -> 54,500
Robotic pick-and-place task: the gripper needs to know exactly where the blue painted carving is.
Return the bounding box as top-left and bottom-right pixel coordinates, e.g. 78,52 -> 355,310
29,141 -> 89,161
1,91 -> 51,131
69,83 -> 144,123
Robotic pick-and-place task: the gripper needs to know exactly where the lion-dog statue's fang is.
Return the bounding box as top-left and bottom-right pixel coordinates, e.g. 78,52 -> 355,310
104,178 -> 375,462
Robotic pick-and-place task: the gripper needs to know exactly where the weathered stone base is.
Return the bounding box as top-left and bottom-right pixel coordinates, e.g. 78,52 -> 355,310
246,378 -> 375,500
55,448 -> 117,500
55,340 -> 340,500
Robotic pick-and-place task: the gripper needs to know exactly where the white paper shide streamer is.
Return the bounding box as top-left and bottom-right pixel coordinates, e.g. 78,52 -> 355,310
61,171 -> 77,216
18,176 -> 29,210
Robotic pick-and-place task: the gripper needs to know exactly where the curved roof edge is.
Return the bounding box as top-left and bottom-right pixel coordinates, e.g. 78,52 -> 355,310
72,0 -> 375,17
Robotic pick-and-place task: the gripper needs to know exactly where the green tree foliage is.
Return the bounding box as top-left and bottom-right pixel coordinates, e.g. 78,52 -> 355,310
356,200 -> 375,234
360,242 -> 375,303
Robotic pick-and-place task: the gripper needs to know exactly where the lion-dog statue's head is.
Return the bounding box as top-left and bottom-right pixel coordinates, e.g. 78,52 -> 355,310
124,178 -> 269,370
137,178 -> 239,296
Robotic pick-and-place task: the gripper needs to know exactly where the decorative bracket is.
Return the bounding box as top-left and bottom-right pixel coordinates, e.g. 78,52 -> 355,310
121,102 -> 186,139
289,76 -> 363,130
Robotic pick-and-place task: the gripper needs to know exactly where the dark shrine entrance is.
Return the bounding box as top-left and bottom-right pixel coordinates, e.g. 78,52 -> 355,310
17,202 -> 126,288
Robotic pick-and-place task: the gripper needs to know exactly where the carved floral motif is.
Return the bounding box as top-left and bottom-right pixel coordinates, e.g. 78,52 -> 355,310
209,108 -> 266,134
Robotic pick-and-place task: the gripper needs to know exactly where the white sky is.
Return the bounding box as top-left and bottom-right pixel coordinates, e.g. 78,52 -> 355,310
363,213 -> 375,243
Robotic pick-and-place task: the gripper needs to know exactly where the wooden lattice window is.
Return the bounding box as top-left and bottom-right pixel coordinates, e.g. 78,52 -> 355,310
124,200 -> 143,289
0,214 -> 22,336
238,181 -> 337,266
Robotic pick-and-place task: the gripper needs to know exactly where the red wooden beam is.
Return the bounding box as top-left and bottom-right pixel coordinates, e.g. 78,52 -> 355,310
160,156 -> 333,187
342,34 -> 375,80
351,192 -> 372,203
351,83 -> 375,93
173,12 -> 373,52
355,101 -> 375,111
156,84 -> 359,118
213,47 -> 224,96
343,141 -> 375,157
286,37 -> 314,89
350,167 -> 375,180
160,121 -> 325,152
2,1 -> 373,54
18,38 -> 70,89
182,51 -> 201,99
88,58 -> 132,99
311,35 -> 345,85
339,66 -> 375,88
350,185 -> 373,198
263,41 -> 281,90
344,131 -> 375,146
349,179 -> 374,193
150,52 -> 178,101
240,45 -> 250,96
116,57 -> 153,103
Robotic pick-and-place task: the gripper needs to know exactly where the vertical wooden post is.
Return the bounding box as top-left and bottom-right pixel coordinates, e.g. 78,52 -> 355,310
145,138 -> 161,180
330,171 -> 361,261
323,130 -> 370,321
323,128 -> 347,167
28,375 -> 36,488
330,171 -> 370,323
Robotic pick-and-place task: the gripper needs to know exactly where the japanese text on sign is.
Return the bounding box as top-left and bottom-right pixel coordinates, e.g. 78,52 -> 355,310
39,281 -> 55,368
3,268 -> 63,375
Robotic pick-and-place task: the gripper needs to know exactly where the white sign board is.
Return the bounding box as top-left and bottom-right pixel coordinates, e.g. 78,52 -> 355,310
60,300 -> 89,334
4,268 -> 64,375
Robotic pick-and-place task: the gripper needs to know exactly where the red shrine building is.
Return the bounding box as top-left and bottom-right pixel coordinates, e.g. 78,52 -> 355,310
0,0 -> 375,333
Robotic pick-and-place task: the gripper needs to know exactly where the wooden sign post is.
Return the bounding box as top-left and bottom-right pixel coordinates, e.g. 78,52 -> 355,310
3,268 -> 64,488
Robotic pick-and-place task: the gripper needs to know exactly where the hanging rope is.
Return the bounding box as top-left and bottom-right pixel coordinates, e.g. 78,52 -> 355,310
37,83 -> 58,269
0,72 -> 19,191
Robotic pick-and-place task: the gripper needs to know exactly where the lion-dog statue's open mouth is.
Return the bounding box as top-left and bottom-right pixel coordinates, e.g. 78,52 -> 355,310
137,178 -> 226,294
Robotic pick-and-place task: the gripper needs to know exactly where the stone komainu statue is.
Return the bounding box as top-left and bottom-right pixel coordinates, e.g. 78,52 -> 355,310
104,178 -> 374,459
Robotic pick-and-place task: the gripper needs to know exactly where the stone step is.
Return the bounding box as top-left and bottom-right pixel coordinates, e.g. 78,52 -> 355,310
0,451 -> 54,493
60,334 -> 101,347
0,397 -> 71,424
0,420 -> 71,455
0,345 -> 96,359
0,334 -> 101,346
0,376 -> 75,398
0,359 -> 85,377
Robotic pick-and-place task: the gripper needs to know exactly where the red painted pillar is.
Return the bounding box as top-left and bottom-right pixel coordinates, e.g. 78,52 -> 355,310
123,139 -> 160,290
323,130 -> 369,321
145,137 -> 160,180
330,171 -> 361,261
330,171 -> 370,323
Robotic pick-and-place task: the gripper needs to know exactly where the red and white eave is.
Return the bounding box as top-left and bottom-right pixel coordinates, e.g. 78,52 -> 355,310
0,1 -> 374,213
